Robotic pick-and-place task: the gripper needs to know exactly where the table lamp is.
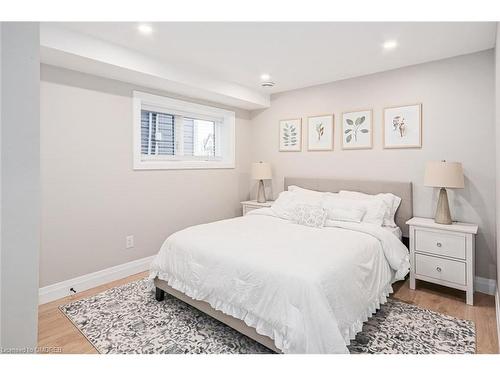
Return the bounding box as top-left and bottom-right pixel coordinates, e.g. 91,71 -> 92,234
251,162 -> 272,203
424,160 -> 464,224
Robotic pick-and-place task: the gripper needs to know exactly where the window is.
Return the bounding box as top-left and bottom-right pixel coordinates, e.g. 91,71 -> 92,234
133,91 -> 235,170
183,118 -> 216,158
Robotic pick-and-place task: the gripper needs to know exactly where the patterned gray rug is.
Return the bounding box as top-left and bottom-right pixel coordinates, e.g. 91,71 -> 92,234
59,279 -> 476,354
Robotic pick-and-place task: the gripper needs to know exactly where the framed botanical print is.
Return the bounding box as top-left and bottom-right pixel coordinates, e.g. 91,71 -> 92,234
307,114 -> 334,151
383,104 -> 422,149
279,118 -> 302,151
342,110 -> 373,149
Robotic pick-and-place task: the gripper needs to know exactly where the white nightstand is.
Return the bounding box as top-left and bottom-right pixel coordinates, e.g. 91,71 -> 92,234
406,217 -> 478,305
241,200 -> 273,216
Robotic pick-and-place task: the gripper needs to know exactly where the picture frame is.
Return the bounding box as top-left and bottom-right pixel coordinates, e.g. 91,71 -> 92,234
341,109 -> 373,150
279,118 -> 302,152
307,114 -> 334,151
383,103 -> 422,149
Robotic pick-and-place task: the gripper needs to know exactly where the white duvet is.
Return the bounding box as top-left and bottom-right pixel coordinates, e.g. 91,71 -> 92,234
149,208 -> 410,354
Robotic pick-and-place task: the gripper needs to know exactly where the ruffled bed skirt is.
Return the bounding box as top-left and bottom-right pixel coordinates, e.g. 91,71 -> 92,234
149,270 -> 394,354
340,282 -> 394,345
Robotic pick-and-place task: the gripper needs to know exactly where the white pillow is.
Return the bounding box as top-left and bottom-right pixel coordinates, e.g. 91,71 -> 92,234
288,185 -> 319,193
322,199 -> 366,223
271,190 -> 297,220
324,193 -> 386,226
288,186 -> 326,199
325,207 -> 366,223
288,186 -> 325,208
339,190 -> 401,227
291,204 -> 327,228
387,195 -> 402,227
272,189 -> 325,220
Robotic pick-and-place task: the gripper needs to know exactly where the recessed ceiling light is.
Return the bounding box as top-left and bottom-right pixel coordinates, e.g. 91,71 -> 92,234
260,73 -> 271,81
383,40 -> 398,50
138,24 -> 153,35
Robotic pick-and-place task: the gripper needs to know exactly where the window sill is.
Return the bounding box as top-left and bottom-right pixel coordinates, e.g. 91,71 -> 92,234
133,160 -> 235,170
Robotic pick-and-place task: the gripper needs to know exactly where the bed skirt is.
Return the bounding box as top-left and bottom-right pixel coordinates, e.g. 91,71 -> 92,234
154,277 -> 281,353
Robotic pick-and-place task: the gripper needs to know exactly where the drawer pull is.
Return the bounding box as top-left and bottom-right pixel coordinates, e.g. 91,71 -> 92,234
436,242 -> 442,247
436,266 -> 442,272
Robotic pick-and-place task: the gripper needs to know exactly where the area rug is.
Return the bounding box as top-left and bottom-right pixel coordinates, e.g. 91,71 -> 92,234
59,279 -> 476,354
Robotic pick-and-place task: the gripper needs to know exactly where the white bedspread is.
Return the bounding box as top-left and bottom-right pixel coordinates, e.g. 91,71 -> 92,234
149,208 -> 410,354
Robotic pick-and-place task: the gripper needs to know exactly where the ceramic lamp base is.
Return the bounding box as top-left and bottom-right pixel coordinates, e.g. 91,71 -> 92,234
434,187 -> 452,225
256,180 -> 266,203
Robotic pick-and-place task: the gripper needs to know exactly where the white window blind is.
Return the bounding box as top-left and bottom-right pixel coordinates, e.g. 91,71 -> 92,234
140,110 -> 175,156
133,91 -> 235,170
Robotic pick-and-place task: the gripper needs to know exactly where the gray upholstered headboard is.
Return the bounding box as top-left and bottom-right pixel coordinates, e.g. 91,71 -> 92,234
284,177 -> 413,237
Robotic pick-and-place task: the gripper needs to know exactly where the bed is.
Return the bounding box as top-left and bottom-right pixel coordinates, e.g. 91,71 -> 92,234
150,178 -> 413,354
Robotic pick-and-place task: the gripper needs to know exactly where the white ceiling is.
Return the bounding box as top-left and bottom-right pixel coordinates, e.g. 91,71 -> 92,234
50,22 -> 496,95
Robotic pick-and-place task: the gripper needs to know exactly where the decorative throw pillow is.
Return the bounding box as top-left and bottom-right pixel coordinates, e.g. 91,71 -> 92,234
291,204 -> 328,228
323,206 -> 366,223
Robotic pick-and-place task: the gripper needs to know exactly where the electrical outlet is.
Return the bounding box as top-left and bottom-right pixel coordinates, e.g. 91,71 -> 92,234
126,235 -> 134,249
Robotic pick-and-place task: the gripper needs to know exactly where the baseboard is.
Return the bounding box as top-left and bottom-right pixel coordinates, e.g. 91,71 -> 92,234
39,255 -> 155,305
474,276 -> 497,295
496,287 -> 500,354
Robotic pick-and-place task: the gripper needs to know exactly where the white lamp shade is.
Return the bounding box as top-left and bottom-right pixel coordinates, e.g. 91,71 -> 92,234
251,162 -> 272,180
424,161 -> 464,189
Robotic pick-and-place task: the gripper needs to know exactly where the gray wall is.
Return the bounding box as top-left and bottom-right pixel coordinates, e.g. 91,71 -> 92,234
40,50 -> 497,286
1,23 -> 40,349
495,24 -> 500,352
250,50 -> 496,280
0,22 -> 2,347
496,25 -> 500,287
40,65 -> 252,287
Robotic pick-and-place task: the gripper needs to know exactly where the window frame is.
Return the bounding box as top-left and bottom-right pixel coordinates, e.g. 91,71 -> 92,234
133,91 -> 235,170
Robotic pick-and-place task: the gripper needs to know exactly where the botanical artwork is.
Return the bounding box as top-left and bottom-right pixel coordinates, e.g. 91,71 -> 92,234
384,104 -> 422,148
283,123 -> 298,146
279,118 -> 302,151
307,115 -> 333,151
392,116 -> 406,138
342,110 -> 372,149
315,122 -> 324,141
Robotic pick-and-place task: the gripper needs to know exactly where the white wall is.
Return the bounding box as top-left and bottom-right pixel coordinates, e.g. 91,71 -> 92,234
40,65 -> 252,287
0,23 -> 40,350
250,50 -> 496,280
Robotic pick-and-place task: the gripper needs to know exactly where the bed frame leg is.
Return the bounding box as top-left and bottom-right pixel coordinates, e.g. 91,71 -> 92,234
155,287 -> 165,301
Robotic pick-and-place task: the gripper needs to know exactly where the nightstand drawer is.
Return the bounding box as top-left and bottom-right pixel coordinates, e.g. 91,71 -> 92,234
415,229 -> 466,259
415,253 -> 466,285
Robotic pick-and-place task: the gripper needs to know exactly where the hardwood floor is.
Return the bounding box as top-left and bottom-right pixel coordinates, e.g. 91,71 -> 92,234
38,272 -> 499,354
38,272 -> 148,354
